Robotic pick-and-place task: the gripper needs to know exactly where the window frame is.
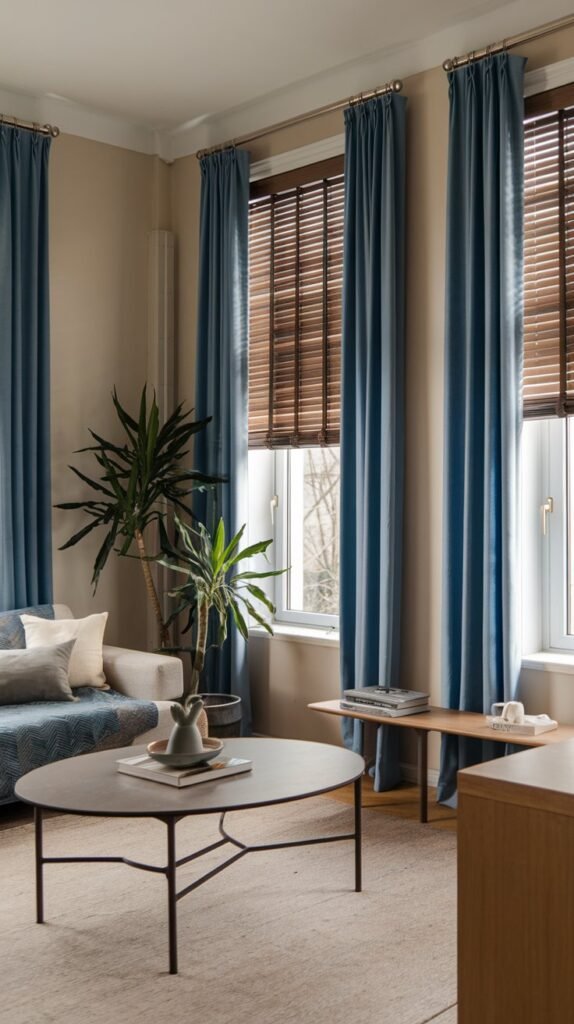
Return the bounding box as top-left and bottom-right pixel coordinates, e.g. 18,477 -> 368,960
521,70 -> 574,658
247,152 -> 344,633
272,448 -> 340,630
544,417 -> 574,653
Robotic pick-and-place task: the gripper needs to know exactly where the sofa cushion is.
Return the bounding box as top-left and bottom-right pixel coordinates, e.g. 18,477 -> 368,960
0,641 -> 77,705
21,612 -> 109,689
0,605 -> 55,650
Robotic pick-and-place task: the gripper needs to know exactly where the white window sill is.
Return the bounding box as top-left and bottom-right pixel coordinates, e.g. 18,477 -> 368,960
522,651 -> 574,675
249,624 -> 340,648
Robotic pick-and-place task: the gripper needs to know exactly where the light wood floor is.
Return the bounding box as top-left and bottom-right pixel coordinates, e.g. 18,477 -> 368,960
332,775 -> 458,833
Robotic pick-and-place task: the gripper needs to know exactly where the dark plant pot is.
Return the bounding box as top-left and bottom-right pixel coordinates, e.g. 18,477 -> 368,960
200,693 -> 242,738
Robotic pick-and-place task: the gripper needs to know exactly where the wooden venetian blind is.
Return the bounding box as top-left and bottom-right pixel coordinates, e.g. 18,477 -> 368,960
248,156 -> 344,448
523,83 -> 574,417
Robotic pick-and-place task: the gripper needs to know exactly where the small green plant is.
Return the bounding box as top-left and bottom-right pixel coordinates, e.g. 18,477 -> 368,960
55,386 -> 222,647
158,514 -> 286,694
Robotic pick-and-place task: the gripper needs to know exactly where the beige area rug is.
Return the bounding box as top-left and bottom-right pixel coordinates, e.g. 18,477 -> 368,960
1,797 -> 456,1024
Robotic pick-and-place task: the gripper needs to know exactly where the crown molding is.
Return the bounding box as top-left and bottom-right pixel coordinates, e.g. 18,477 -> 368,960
0,86 -> 156,155
0,0 -> 572,160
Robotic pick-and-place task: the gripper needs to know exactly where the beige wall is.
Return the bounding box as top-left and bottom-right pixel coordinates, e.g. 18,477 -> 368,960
50,136 -> 170,650
170,157 -> 201,407
249,637 -> 342,745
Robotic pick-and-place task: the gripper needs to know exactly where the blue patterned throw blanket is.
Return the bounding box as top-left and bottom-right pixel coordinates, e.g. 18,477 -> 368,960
0,687 -> 158,805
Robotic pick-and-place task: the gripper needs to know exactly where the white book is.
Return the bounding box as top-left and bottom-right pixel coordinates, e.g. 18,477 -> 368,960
340,699 -> 429,718
117,754 -> 253,787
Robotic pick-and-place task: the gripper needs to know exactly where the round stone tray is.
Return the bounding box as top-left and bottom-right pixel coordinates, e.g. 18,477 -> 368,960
146,736 -> 224,769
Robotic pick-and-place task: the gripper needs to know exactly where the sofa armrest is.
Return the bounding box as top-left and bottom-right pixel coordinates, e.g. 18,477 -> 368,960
102,646 -> 183,701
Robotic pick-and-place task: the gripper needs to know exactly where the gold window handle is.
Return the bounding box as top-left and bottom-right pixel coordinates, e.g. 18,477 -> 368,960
541,496 -> 554,536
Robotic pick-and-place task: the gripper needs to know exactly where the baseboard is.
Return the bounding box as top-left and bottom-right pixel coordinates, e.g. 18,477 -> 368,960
401,762 -> 440,788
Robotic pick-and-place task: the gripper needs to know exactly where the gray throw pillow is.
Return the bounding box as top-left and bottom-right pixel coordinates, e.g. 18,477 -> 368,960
0,640 -> 77,705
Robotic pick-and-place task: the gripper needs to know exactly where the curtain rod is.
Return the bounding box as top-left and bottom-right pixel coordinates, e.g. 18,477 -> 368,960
0,114 -> 59,138
196,79 -> 403,159
443,13 -> 574,71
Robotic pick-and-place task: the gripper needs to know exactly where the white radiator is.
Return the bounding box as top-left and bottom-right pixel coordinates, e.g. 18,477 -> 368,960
147,229 -> 175,647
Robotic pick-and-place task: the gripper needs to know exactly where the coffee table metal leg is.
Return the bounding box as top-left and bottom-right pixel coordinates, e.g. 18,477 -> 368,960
35,806 -> 44,924
417,730 -> 428,824
354,776 -> 362,892
166,818 -> 178,975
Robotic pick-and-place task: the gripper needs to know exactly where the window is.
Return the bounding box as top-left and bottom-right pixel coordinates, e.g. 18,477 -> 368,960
248,157 -> 344,629
522,82 -> 574,653
274,447 -> 340,626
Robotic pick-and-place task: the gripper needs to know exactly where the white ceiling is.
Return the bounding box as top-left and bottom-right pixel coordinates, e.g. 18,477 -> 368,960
0,0 -> 571,157
0,0 -> 519,130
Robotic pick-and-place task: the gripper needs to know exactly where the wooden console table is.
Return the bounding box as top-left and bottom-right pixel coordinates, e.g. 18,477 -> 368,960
308,700 -> 574,822
458,741 -> 574,1022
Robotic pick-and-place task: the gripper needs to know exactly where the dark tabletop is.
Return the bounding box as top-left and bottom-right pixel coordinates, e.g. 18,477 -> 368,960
14,737 -> 365,818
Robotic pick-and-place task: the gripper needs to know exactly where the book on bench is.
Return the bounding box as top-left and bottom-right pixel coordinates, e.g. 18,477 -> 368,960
117,753 -> 253,787
343,686 -> 429,710
340,699 -> 428,718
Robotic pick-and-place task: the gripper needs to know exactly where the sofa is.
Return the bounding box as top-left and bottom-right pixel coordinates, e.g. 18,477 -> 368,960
0,603 -> 182,804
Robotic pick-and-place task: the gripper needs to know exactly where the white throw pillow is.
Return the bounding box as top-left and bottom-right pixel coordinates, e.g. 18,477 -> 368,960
21,612 -> 109,689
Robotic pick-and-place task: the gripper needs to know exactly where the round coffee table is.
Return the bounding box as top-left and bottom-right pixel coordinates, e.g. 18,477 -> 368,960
15,737 -> 365,974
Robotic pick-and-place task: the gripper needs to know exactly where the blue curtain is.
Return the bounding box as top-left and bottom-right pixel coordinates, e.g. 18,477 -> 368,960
438,54 -> 525,804
0,127 -> 52,613
340,94 -> 407,791
194,148 -> 251,728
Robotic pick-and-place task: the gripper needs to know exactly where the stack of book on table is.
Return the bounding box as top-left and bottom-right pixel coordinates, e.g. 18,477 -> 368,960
117,753 -> 252,787
340,687 -> 430,718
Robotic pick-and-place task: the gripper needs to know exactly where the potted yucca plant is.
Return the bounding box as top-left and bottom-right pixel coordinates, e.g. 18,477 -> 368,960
158,514 -> 285,734
55,386 -> 222,649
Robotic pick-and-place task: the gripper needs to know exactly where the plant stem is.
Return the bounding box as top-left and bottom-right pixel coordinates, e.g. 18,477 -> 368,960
134,528 -> 170,648
191,600 -> 209,694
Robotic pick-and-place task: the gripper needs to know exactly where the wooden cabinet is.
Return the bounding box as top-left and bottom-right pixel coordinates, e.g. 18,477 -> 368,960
458,740 -> 574,1023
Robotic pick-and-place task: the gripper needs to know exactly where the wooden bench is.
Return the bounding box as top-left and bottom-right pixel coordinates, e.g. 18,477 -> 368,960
308,700 -> 574,822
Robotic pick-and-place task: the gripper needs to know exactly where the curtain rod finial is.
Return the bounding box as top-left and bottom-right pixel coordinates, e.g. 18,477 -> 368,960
443,58 -> 454,72
391,80 -> 403,93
